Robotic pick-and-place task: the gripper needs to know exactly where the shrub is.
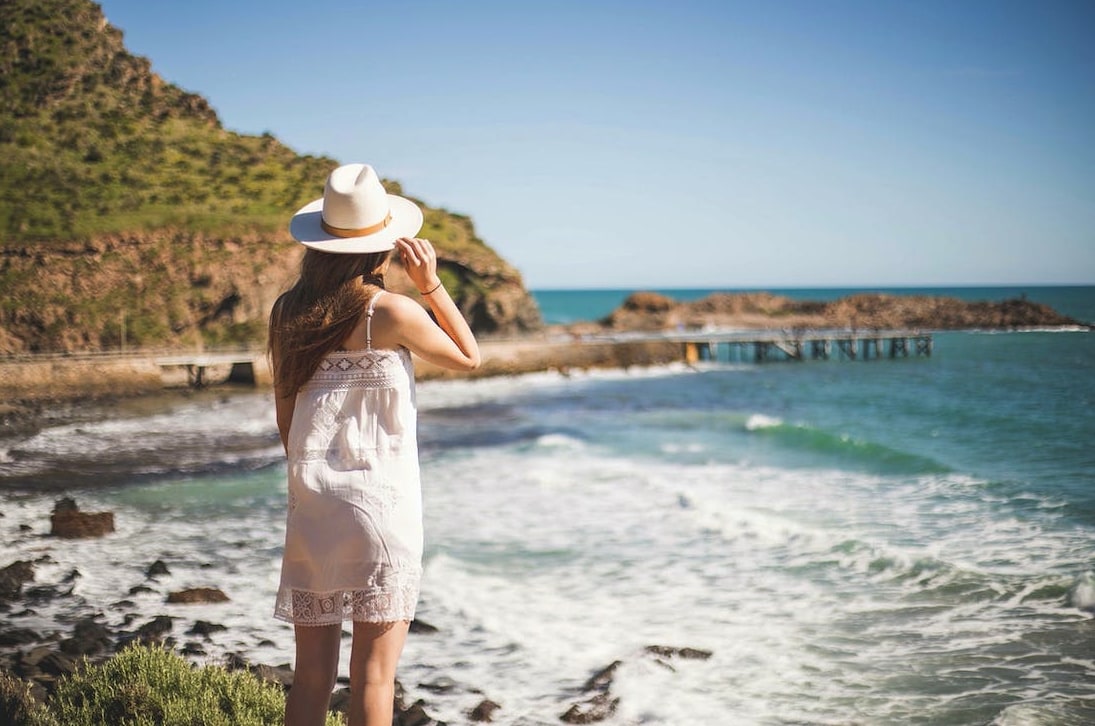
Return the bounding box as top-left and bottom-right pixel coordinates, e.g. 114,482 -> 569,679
0,670 -> 42,726
32,645 -> 343,726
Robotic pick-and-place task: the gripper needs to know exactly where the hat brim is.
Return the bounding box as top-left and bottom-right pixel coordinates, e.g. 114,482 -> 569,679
289,194 -> 423,254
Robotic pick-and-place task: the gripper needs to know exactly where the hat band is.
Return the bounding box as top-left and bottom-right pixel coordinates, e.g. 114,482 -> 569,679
320,212 -> 392,239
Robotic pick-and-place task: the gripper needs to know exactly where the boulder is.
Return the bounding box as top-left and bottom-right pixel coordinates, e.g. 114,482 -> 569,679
134,615 -> 173,645
643,645 -> 712,660
49,498 -> 114,538
59,618 -> 113,657
0,561 -> 34,601
166,587 -> 229,604
146,560 -> 171,578
0,629 -> 42,648
469,698 -> 501,722
560,692 -> 619,724
186,620 -> 227,638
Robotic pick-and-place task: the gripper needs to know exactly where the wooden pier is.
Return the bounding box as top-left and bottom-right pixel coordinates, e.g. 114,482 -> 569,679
585,330 -> 933,365
680,330 -> 932,364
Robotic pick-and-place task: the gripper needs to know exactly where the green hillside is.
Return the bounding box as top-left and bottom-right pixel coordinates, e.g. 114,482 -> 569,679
0,0 -> 337,239
0,0 -> 541,353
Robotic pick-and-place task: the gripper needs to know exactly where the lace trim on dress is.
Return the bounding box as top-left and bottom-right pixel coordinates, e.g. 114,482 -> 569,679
273,573 -> 420,626
304,349 -> 408,391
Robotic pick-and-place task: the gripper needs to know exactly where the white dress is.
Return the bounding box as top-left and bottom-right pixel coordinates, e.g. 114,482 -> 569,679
274,291 -> 422,625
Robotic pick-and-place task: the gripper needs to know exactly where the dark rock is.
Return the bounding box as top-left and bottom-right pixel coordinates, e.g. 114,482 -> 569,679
129,585 -> 155,595
643,645 -> 713,661
166,587 -> 229,604
49,498 -> 115,538
397,698 -> 445,726
0,561 -> 35,601
224,652 -> 249,671
409,618 -> 439,634
469,698 -> 501,722
560,692 -> 619,724
17,525 -> 31,533
112,600 -> 137,610
419,675 -> 458,694
0,628 -> 41,647
61,568 -> 82,583
34,650 -> 77,678
187,620 -> 227,638
257,639 -> 276,647
23,584 -> 72,602
146,560 -> 170,578
180,641 -> 206,656
250,663 -> 294,689
60,618 -> 113,656
134,615 -> 173,644
581,660 -> 621,693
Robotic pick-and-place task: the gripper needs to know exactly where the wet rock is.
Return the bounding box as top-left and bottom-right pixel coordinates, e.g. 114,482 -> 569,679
187,620 -> 227,638
134,615 -> 173,645
251,662 -> 294,689
257,638 -> 276,648
469,698 -> 501,722
129,585 -> 155,596
561,660 -> 622,724
397,698 -> 445,726
166,587 -> 229,604
49,498 -> 114,538
60,618 -> 113,657
111,600 -> 136,610
61,568 -> 82,583
23,584 -> 73,603
419,675 -> 458,694
224,652 -> 249,671
146,560 -> 170,578
560,692 -> 619,724
409,618 -> 439,634
0,628 -> 42,647
0,561 -> 35,601
181,641 -> 206,656
17,524 -> 31,533
33,650 -> 76,678
643,645 -> 712,661
581,660 -> 621,692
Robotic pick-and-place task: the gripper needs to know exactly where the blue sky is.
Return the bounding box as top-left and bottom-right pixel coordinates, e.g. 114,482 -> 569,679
98,0 -> 1094,289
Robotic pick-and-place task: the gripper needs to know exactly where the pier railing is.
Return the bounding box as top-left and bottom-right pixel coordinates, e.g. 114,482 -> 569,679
576,329 -> 933,364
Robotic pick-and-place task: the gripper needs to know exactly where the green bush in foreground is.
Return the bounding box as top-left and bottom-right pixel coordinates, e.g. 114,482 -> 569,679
10,645 -> 343,725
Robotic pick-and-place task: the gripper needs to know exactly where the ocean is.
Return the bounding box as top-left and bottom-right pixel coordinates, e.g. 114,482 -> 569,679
2,286 -> 1094,725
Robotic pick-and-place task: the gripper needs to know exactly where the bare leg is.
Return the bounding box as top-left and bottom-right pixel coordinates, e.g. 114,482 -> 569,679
347,620 -> 410,726
285,623 -> 341,726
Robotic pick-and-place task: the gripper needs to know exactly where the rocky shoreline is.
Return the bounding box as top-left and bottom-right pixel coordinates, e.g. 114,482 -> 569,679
2,290 -> 1088,436
0,498 -> 714,724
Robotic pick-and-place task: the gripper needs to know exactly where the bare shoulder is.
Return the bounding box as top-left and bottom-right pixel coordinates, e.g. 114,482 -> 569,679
373,291 -> 427,320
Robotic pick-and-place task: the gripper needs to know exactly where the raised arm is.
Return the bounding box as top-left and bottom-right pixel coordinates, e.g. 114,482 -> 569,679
393,237 -> 481,371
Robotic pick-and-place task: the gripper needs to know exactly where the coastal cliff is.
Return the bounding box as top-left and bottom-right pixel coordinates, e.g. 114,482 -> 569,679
0,0 -> 541,354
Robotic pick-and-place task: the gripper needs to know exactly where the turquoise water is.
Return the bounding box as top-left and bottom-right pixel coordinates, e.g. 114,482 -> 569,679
532,285 -> 1095,325
1,286 -> 1093,724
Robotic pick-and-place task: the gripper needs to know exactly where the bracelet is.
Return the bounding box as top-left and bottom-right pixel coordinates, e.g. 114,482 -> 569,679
419,281 -> 443,296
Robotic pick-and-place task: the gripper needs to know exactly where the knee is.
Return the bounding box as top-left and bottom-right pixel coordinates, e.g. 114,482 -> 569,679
294,662 -> 338,694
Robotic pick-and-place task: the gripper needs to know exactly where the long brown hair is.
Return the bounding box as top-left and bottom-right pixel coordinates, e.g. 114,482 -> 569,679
268,248 -> 391,397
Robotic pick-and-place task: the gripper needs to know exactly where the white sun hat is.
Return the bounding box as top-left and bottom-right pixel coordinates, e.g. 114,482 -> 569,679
289,163 -> 423,253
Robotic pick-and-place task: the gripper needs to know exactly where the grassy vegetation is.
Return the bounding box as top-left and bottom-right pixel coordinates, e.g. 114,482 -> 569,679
1,645 -> 343,726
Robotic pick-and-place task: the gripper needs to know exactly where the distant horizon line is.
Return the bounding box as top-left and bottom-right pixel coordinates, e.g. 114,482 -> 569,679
529,282 -> 1095,292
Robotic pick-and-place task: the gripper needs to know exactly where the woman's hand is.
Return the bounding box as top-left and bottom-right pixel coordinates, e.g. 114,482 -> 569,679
395,237 -> 442,294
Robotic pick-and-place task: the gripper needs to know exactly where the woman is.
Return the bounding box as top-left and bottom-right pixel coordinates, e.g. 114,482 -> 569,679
268,163 -> 480,726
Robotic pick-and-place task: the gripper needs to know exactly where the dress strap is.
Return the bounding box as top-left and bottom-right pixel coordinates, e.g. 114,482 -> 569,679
365,290 -> 385,350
